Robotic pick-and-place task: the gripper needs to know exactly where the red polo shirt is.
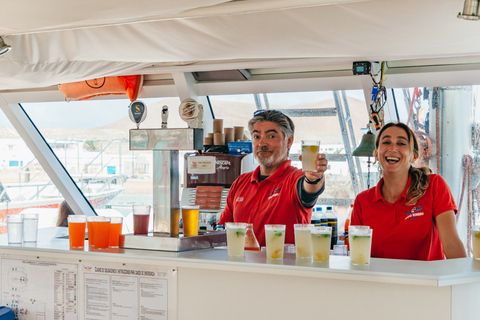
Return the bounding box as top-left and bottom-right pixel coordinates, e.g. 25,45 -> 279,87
351,174 -> 456,261
219,160 -> 312,246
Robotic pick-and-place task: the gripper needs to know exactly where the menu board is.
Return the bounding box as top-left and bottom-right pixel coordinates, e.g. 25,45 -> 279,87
0,257 -> 176,320
82,263 -> 176,320
1,258 -> 79,319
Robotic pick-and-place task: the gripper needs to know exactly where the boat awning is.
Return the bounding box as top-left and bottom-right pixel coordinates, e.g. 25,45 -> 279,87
0,0 -> 479,91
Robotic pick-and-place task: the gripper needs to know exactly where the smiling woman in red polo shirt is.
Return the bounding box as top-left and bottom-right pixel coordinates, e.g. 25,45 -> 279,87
351,122 -> 466,261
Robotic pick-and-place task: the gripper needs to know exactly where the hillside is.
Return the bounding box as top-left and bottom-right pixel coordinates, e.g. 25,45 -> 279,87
0,97 -> 370,145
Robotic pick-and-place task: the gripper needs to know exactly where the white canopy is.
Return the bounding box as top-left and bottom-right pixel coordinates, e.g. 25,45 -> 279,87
0,0 -> 478,90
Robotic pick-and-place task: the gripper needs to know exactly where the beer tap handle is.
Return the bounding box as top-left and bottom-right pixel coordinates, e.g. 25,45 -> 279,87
197,104 -> 204,128
161,105 -> 169,128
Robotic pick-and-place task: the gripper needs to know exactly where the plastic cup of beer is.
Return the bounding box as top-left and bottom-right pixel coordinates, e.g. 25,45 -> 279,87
472,225 -> 480,260
294,224 -> 314,259
109,216 -> 123,248
93,216 -> 111,249
311,226 -> 332,262
225,222 -> 248,256
68,215 -> 86,249
7,214 -> 23,244
265,224 -> 286,259
182,205 -> 200,237
133,204 -> 151,235
349,226 -> 373,265
301,140 -> 320,172
171,208 -> 180,236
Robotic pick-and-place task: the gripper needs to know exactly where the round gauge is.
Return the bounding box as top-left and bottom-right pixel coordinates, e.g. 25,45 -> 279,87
128,100 -> 147,128
179,98 -> 199,121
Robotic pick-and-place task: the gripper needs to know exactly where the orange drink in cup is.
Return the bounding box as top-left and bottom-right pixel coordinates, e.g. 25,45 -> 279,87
68,215 -> 86,249
87,216 -> 96,247
182,205 -> 200,236
109,216 -> 123,248
93,216 -> 111,249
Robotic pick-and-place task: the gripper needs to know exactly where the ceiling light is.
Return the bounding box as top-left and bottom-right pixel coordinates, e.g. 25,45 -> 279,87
458,0 -> 480,20
0,36 -> 11,56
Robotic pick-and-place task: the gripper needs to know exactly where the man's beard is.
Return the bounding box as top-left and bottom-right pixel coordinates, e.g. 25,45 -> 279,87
255,146 -> 287,168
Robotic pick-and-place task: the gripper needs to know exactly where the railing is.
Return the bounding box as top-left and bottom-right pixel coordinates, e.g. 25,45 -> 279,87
2,138 -> 128,203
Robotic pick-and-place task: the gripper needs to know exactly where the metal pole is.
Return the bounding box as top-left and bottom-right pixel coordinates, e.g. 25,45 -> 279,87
440,86 -> 472,247
334,91 -> 360,195
341,91 -> 365,191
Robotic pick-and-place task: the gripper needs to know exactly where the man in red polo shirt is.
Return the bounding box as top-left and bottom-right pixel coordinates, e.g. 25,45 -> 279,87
218,110 -> 328,246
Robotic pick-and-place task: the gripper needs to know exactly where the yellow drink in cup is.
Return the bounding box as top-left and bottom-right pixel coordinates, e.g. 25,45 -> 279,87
265,224 -> 286,259
472,225 -> 480,260
294,224 -> 314,259
182,205 -> 200,236
301,140 -> 320,172
226,222 -> 248,256
311,226 -> 332,262
350,226 -> 373,265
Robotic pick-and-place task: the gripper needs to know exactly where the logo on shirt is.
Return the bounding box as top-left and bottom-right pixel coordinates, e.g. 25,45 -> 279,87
236,197 -> 244,202
267,188 -> 281,200
405,206 -> 424,220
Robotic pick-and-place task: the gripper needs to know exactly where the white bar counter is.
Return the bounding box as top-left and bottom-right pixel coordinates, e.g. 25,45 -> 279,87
0,228 -> 479,320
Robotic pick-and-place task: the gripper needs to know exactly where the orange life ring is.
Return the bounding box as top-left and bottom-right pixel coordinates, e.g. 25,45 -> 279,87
58,75 -> 143,102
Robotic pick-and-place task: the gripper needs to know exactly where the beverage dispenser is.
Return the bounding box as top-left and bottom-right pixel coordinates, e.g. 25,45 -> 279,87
120,99 -> 228,251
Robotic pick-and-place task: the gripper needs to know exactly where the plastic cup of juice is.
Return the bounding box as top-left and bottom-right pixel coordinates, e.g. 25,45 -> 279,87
265,224 -> 286,259
226,222 -> 248,256
349,226 -> 373,265
311,226 -> 332,262
87,216 -> 96,247
294,224 -> 314,259
68,215 -> 86,249
301,140 -> 320,172
472,225 -> 480,260
93,216 -> 111,249
133,204 -> 151,235
109,216 -> 123,248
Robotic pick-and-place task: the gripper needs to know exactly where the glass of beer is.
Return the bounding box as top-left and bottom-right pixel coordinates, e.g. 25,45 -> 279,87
301,140 -> 320,172
182,205 -> 200,237
68,215 -> 87,249
132,204 -> 151,235
472,225 -> 480,260
349,226 -> 373,265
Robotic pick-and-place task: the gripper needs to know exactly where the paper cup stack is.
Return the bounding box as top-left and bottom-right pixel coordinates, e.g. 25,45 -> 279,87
213,119 -> 225,145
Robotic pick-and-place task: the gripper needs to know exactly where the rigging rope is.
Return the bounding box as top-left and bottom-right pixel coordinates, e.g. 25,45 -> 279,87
406,87 -> 422,127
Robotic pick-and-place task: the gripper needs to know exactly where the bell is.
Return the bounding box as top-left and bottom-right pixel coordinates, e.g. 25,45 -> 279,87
352,130 -> 376,157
